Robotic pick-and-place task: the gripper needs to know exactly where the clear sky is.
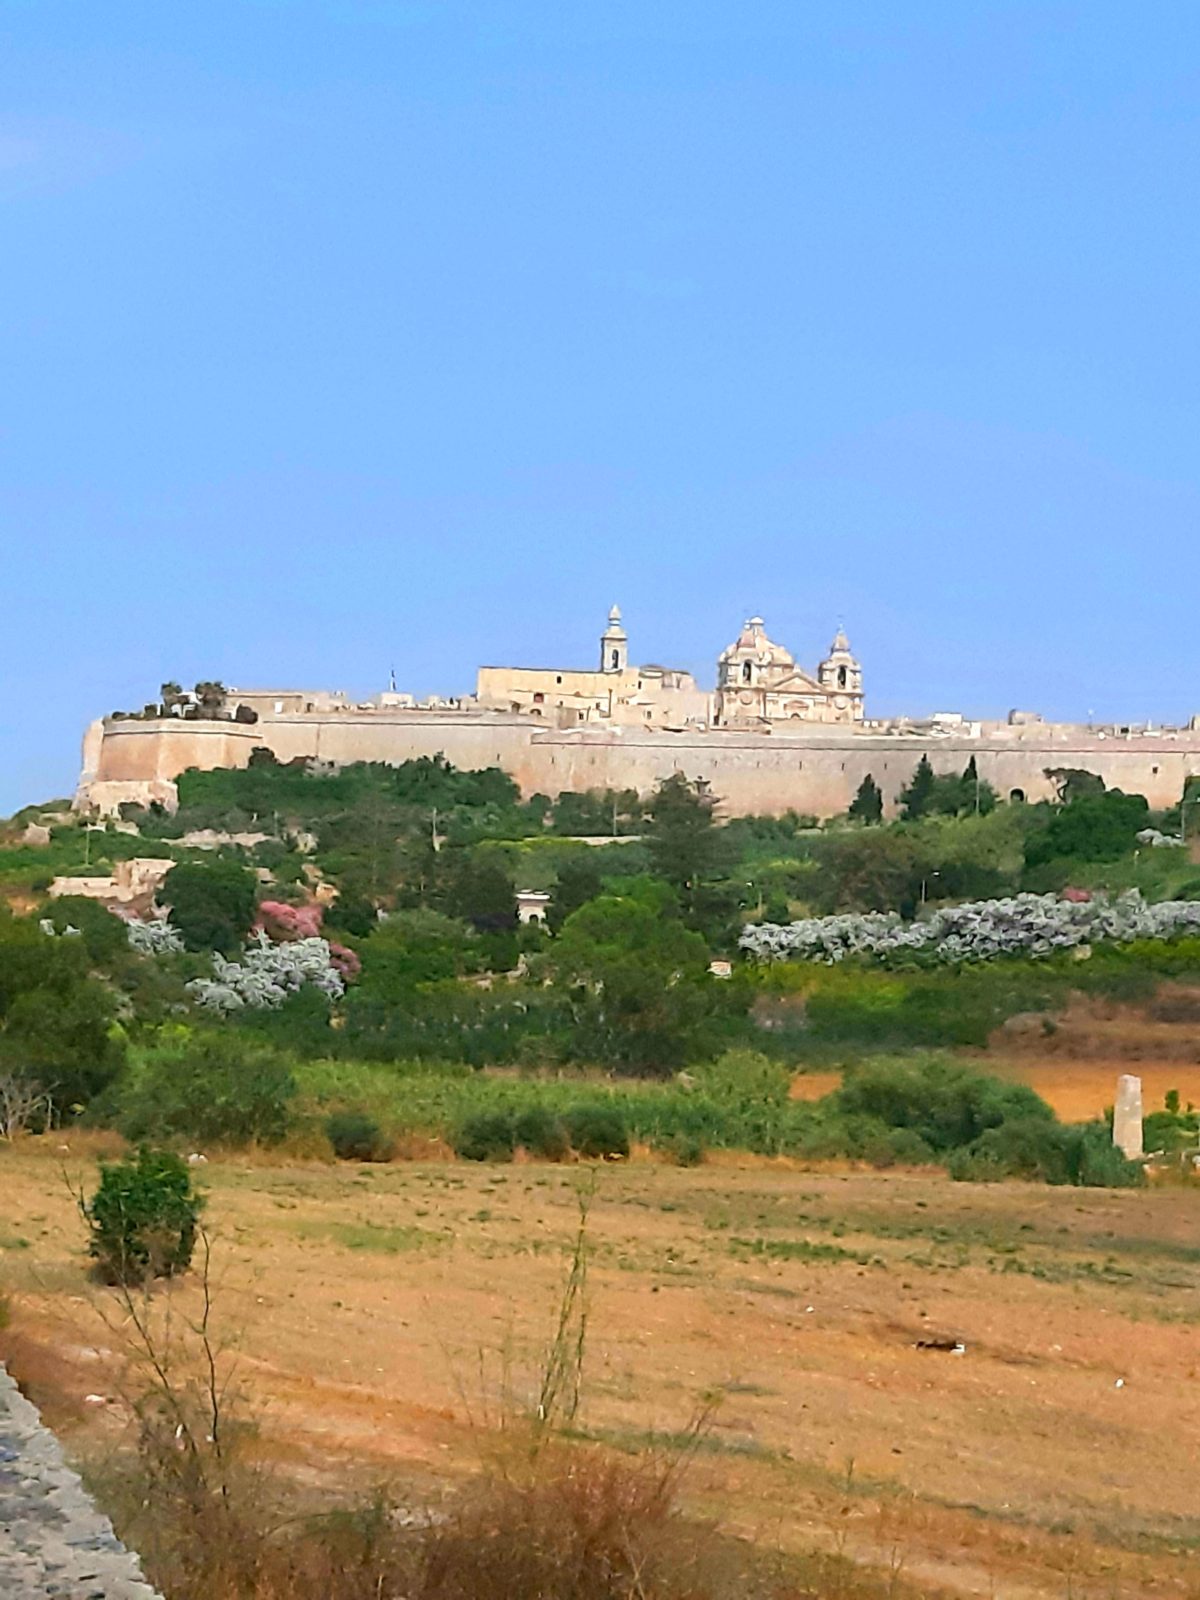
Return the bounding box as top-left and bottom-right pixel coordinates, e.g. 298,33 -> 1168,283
3,2 -> 1199,811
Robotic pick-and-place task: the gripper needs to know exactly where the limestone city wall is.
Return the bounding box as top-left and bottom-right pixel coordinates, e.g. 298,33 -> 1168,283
77,712 -> 1200,818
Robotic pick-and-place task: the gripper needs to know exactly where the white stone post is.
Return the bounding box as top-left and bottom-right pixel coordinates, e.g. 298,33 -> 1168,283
1113,1074 -> 1144,1160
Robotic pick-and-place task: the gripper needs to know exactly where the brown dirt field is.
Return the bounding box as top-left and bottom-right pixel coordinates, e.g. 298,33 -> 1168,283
4,1144 -> 1200,1599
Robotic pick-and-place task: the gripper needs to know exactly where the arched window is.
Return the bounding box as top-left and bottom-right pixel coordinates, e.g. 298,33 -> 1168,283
1009,788 -> 1026,804
611,649 -> 620,669
837,665 -> 848,689
742,660 -> 752,683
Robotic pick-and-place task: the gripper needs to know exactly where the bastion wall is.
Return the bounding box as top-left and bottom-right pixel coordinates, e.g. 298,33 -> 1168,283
77,713 -> 1200,818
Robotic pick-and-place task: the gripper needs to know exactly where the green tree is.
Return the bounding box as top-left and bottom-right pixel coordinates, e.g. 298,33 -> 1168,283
193,680 -> 227,718
355,909 -> 478,995
547,894 -> 731,1075
848,773 -> 883,824
1044,767 -> 1107,804
547,854 -> 605,934
160,858 -> 259,953
441,853 -> 515,934
812,828 -> 924,914
39,896 -> 130,965
645,774 -> 730,910
898,755 -> 935,821
0,915 -> 126,1111
1024,789 -> 1149,867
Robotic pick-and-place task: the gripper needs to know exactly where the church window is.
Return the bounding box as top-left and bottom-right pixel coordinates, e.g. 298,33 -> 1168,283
742,661 -> 752,683
611,650 -> 620,669
837,665 -> 848,689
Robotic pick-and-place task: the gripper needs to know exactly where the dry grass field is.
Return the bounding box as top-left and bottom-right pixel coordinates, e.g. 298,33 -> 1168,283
4,1138 -> 1200,1599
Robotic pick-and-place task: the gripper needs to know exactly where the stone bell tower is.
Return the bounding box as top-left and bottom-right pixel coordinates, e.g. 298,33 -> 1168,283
817,627 -> 865,722
600,604 -> 628,673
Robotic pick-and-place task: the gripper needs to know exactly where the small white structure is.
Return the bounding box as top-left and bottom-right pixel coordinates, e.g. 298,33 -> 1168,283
515,889 -> 551,926
1113,1074 -> 1144,1160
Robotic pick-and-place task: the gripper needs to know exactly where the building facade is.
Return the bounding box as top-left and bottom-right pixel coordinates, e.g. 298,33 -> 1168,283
475,606 -> 710,728
714,618 -> 864,727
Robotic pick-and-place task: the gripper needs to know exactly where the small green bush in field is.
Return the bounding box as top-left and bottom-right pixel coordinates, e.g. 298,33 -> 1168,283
656,1131 -> 706,1167
325,1110 -> 393,1162
86,1148 -> 202,1284
949,1119 -> 1143,1188
453,1111 -> 517,1162
565,1104 -> 630,1160
512,1106 -> 570,1161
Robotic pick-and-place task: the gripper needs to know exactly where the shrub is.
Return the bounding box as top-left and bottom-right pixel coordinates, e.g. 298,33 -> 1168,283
565,1104 -> 630,1160
160,859 -> 259,954
656,1131 -> 706,1166
325,1109 -> 393,1163
833,1056 -> 1054,1153
85,1147 -> 201,1284
860,1126 -> 934,1168
512,1106 -> 570,1161
118,1035 -> 297,1147
949,1118 -> 1144,1188
453,1111 -> 517,1162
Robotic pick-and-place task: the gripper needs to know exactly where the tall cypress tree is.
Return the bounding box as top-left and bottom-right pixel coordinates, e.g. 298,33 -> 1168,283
899,754 -> 935,821
848,773 -> 884,824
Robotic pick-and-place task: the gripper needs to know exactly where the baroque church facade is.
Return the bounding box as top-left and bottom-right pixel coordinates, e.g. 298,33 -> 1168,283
713,616 -> 864,727
475,606 -> 864,729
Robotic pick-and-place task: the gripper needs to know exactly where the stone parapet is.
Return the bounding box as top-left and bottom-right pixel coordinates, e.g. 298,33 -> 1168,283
0,1363 -> 161,1598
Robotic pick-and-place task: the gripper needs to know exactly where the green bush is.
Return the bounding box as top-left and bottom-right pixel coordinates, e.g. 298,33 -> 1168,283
949,1118 -> 1143,1188
511,1106 -> 570,1160
453,1111 -> 517,1162
833,1056 -> 1054,1153
859,1126 -> 935,1169
85,1147 -> 202,1284
325,1109 -> 393,1162
565,1104 -> 630,1160
159,858 -> 259,953
655,1131 -> 707,1166
117,1035 -> 297,1147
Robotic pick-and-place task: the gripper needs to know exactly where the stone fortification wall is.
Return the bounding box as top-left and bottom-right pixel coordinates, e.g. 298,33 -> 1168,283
0,1363 -> 160,1597
77,712 -> 1200,818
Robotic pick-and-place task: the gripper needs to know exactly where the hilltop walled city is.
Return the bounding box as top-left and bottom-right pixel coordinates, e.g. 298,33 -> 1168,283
77,606 -> 1200,818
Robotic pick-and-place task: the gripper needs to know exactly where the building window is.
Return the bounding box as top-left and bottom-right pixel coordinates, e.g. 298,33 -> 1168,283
837,665 -> 848,689
533,692 -> 544,703
742,661 -> 752,683
556,675 -> 562,684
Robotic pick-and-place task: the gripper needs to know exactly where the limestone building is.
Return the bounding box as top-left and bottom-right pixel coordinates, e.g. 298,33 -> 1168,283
475,606 -> 710,728
714,618 -> 864,727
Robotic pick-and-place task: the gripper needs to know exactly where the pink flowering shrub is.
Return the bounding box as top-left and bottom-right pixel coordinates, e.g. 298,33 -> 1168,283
328,941 -> 361,982
258,900 -> 323,940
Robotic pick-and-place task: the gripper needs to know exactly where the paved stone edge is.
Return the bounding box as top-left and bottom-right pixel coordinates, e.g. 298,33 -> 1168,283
0,1362 -> 162,1599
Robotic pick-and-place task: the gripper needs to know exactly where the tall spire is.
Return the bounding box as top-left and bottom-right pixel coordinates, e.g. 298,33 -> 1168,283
600,603 -> 628,673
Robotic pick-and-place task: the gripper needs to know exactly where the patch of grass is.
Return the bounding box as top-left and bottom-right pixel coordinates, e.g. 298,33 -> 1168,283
729,1236 -> 878,1267
296,1220 -> 444,1254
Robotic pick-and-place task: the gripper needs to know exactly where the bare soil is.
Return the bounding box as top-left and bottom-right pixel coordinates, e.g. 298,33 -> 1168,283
3,1141 -> 1200,1599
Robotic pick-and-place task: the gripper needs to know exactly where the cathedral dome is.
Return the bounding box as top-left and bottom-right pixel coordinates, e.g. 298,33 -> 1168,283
719,616 -> 795,668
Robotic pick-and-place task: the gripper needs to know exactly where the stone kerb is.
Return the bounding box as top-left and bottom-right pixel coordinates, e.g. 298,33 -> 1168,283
0,1363 -> 161,1598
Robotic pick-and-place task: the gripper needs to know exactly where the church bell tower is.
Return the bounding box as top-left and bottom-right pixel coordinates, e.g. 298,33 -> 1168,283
600,604 -> 628,673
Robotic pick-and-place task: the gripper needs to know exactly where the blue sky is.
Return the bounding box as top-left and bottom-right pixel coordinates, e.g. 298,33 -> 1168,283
2,2 -> 1199,810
